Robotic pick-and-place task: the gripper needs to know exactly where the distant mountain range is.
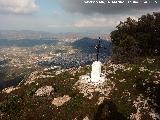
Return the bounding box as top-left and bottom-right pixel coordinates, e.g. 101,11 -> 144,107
0,30 -> 57,40
0,39 -> 58,47
0,30 -> 110,41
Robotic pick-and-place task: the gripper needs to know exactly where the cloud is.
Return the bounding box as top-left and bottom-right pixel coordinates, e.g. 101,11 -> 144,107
74,18 -> 119,28
59,0 -> 160,14
74,15 -> 139,28
0,0 -> 38,14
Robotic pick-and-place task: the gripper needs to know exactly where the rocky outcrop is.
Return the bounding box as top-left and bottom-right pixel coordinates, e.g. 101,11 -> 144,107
52,95 -> 71,107
35,86 -> 54,96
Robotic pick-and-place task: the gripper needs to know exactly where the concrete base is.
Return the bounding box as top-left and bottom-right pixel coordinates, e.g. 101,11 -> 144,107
80,61 -> 105,85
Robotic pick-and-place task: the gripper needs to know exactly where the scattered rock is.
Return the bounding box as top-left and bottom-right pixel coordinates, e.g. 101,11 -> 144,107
146,58 -> 155,64
74,78 -> 115,99
52,95 -> 71,107
25,71 -> 40,85
149,109 -> 160,120
119,79 -> 126,83
130,94 -> 160,120
0,111 -> 4,119
2,86 -> 20,94
139,67 -> 148,72
97,97 -> 105,105
108,63 -> 125,74
88,94 -> 93,99
83,116 -> 89,120
55,70 -> 65,75
35,86 -> 54,96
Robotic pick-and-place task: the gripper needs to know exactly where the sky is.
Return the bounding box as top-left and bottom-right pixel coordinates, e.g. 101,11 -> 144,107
0,0 -> 159,33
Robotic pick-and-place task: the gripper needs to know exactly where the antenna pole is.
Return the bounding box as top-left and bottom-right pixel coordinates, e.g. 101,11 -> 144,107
95,37 -> 101,61
97,53 -> 99,61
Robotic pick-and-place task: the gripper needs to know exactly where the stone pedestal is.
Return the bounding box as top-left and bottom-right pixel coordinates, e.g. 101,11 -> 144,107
91,61 -> 102,83
80,61 -> 105,85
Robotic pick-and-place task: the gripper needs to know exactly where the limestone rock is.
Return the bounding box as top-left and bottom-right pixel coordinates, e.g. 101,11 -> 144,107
2,86 -> 19,94
35,86 -> 54,96
83,116 -> 89,120
52,95 -> 71,107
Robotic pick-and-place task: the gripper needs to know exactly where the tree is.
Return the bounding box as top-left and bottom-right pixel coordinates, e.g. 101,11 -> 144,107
111,12 -> 160,63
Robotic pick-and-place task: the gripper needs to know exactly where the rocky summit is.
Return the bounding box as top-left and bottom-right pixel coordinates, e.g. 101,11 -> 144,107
0,57 -> 160,120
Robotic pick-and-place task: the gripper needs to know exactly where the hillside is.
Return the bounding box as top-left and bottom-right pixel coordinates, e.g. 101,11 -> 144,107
0,57 -> 160,120
72,37 -> 111,55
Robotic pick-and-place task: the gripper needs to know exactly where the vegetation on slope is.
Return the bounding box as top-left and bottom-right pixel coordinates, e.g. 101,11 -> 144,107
111,12 -> 160,63
0,57 -> 160,120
